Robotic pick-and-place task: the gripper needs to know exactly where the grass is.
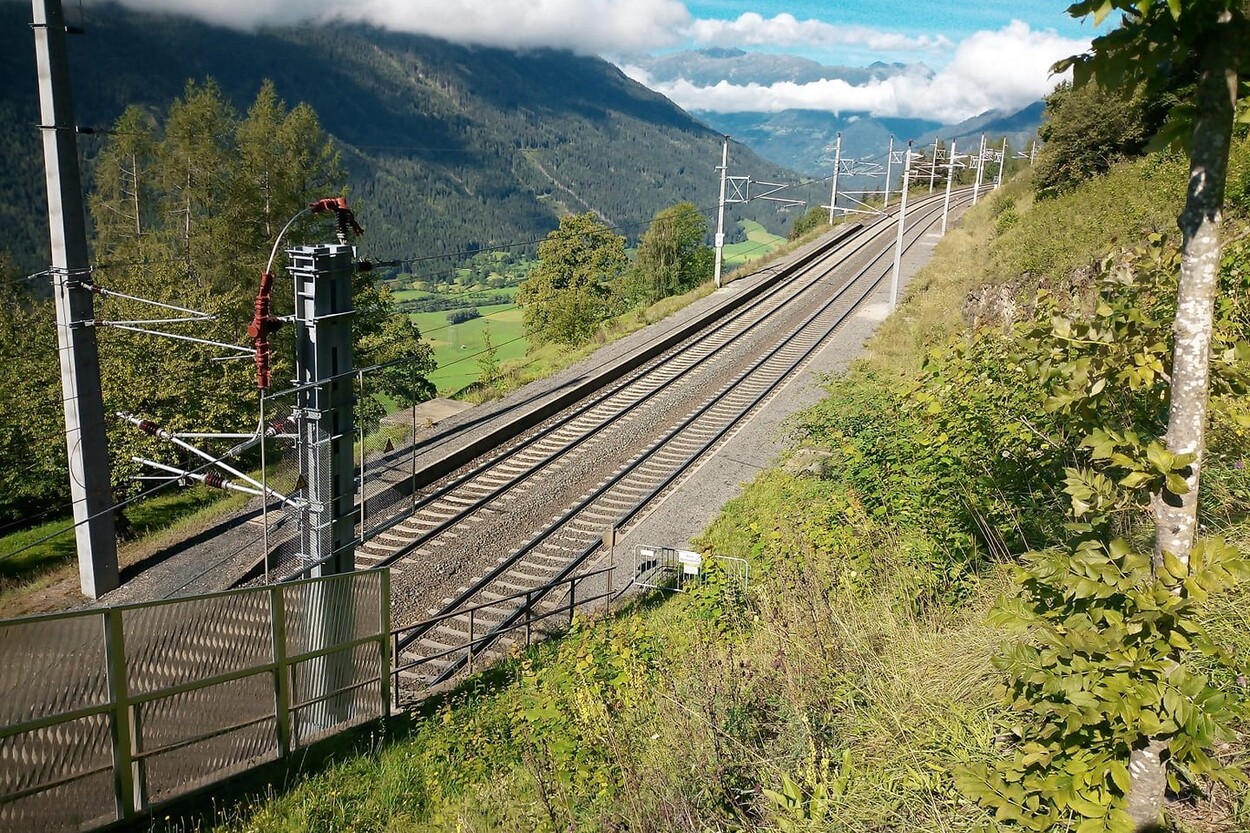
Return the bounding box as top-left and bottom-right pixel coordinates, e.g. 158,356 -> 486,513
722,219 -> 786,265
0,484 -> 249,616
409,304 -> 529,394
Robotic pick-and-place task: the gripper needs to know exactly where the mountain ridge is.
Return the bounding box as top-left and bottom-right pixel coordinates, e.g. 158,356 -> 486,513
1,2 -> 802,272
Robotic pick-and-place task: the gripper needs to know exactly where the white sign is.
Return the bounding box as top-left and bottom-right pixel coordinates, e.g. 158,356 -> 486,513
677,549 -> 702,576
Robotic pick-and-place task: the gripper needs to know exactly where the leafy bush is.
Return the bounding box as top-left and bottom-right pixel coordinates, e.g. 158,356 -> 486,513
445,307 -> 481,325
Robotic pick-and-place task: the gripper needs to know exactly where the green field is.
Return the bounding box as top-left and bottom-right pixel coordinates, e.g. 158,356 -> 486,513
388,284 -> 519,304
722,219 -> 786,265
410,303 -> 529,393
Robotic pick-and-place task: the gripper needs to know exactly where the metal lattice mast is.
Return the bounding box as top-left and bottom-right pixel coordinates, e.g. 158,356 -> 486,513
33,0 -> 118,598
827,132 -> 842,225
712,136 -> 729,289
972,134 -> 987,205
883,134 -> 895,209
289,245 -> 357,576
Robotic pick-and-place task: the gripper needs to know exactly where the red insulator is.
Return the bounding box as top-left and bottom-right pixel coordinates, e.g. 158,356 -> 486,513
137,419 -> 159,435
309,196 -> 364,240
247,270 -> 282,390
203,473 -> 227,490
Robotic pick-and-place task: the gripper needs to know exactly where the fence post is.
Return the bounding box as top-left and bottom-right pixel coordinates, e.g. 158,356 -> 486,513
379,569 -> 392,717
103,609 -> 140,821
270,585 -> 293,757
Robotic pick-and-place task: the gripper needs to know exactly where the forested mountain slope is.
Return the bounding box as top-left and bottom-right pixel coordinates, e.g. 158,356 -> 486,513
0,1 -> 799,271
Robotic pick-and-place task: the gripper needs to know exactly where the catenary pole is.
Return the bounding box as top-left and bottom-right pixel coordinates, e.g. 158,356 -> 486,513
941,139 -> 957,237
972,134 -> 986,205
827,132 -> 842,225
33,0 -> 119,598
713,135 -> 729,289
928,139 -> 939,193
883,134 -> 894,209
995,137 -> 1008,188
888,141 -> 914,311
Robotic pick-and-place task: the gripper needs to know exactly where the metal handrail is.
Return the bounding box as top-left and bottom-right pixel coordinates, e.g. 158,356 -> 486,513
390,562 -> 623,685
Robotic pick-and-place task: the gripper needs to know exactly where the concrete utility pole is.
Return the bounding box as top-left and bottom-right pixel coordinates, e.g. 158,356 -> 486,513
883,134 -> 895,209
996,138 -> 1008,188
33,0 -> 119,598
827,132 -> 842,225
972,134 -> 987,205
941,139 -> 957,237
713,136 -> 729,289
888,141 -> 914,311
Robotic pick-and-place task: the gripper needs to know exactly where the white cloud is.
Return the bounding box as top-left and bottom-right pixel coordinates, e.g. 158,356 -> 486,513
648,21 -> 1089,123
685,12 -> 952,52
96,0 -> 691,53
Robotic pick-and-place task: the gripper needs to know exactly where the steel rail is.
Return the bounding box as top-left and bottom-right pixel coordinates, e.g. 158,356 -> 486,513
357,190 -> 962,582
395,193 -> 971,681
354,224 -> 870,573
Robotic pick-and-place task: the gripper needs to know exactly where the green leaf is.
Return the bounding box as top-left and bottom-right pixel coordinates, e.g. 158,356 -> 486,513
1164,472 -> 1190,495
1068,792 -> 1107,818
1092,0 -> 1116,26
1110,761 -> 1131,794
1163,550 -> 1188,581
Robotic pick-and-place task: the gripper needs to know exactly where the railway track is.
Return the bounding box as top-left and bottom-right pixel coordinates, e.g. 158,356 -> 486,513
373,191 -> 971,692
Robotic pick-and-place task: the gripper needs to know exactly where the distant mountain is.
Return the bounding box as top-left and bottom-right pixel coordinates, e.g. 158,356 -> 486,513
918,102 -> 1046,155
693,102 -> 1044,177
0,3 -> 804,272
696,110 -> 944,176
622,48 -> 920,88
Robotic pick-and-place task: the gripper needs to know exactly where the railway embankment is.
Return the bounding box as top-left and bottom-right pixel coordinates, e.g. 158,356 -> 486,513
193,152 -> 1250,832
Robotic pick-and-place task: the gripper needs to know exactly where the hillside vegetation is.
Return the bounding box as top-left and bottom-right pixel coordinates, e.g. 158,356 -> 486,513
175,130 -> 1250,833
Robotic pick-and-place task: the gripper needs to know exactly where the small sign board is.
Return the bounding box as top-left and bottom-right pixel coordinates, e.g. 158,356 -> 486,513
677,549 -> 702,576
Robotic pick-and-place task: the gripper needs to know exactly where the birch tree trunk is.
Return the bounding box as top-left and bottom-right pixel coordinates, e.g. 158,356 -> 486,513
1128,10 -> 1241,829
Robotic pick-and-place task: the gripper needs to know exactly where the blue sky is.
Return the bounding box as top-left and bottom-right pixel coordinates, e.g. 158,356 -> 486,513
106,0 -> 1102,122
685,0 -> 1094,42
679,0 -> 1098,66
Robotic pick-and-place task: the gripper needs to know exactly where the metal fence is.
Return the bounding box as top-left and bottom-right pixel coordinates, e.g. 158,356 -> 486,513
0,569 -> 390,833
390,562 -> 620,699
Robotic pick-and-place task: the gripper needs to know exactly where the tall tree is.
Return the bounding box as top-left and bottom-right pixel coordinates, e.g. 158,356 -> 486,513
78,80 -> 430,509
0,257 -> 65,526
518,212 -> 626,346
1057,2 -> 1249,827
1033,81 -> 1159,198
630,202 -> 712,305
